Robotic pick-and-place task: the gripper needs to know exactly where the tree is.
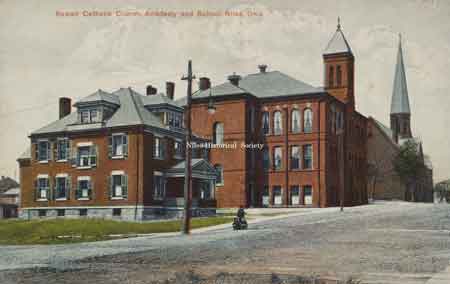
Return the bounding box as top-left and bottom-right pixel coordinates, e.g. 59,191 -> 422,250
393,140 -> 425,201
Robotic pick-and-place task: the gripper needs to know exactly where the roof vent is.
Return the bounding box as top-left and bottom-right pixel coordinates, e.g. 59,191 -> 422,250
146,85 -> 157,96
199,77 -> 211,91
227,73 -> 241,86
258,64 -> 267,73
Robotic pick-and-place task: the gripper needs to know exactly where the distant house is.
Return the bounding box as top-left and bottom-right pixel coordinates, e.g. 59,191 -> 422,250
0,176 -> 20,218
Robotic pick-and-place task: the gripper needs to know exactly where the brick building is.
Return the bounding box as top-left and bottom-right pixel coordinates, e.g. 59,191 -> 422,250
18,21 -> 369,218
187,22 -> 368,208
17,86 -> 217,220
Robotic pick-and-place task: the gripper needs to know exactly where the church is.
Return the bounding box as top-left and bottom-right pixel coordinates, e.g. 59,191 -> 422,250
367,35 -> 434,202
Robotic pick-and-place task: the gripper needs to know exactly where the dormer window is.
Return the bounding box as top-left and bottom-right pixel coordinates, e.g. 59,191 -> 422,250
79,109 -> 101,124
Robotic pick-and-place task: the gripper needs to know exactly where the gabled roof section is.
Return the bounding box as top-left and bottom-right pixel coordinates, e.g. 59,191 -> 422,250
75,89 -> 120,106
191,71 -> 322,102
372,118 -> 393,140
390,35 -> 411,114
323,20 -> 353,56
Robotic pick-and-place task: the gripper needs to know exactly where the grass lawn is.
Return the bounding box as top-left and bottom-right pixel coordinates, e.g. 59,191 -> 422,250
0,216 -> 233,245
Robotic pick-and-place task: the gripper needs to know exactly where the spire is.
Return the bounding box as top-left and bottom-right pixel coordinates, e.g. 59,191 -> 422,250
323,17 -> 353,56
390,33 -> 411,114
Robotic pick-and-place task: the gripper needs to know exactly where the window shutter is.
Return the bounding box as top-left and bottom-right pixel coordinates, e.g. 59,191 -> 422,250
123,135 -> 128,158
122,175 -> 128,198
48,178 -> 52,200
90,145 -> 97,166
47,141 -> 52,161
66,177 -> 71,200
32,142 -> 38,161
89,179 -> 94,200
108,136 -> 113,158
76,181 -> 81,199
71,144 -> 78,167
34,179 -> 38,201
108,175 -> 113,199
54,141 -> 59,161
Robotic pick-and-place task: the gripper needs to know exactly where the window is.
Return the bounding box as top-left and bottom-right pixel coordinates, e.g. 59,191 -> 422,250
291,109 -> 301,133
304,185 -> 312,205
303,108 -> 313,133
80,109 -> 100,124
273,186 -> 282,205
38,210 -> 47,217
273,111 -> 283,135
36,177 -> 49,201
154,174 -> 165,200
77,145 -> 97,168
263,147 -> 270,171
303,145 -> 313,169
174,141 -> 183,158
214,164 -> 224,185
213,122 -> 224,144
290,186 -> 300,205
153,137 -> 164,159
55,176 -> 70,200
79,209 -> 88,216
329,66 -> 334,87
290,146 -> 300,170
336,65 -> 342,86
110,173 -> 128,199
56,138 -> 69,161
113,208 -> 122,217
200,182 -> 212,200
109,134 -> 128,158
76,178 -> 92,200
273,146 -> 283,170
57,209 -> 65,217
262,112 -> 270,135
36,140 -> 50,162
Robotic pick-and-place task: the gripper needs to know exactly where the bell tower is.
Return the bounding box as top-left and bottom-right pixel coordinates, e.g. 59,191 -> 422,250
390,34 -> 412,143
323,18 -> 355,111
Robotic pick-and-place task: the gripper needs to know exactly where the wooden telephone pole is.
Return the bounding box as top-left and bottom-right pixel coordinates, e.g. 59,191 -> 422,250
181,60 -> 195,234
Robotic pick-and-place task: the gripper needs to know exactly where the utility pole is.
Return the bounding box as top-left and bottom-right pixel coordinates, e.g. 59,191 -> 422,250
181,60 -> 195,234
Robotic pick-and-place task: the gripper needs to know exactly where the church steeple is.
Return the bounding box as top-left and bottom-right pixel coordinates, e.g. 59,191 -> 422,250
390,34 -> 412,143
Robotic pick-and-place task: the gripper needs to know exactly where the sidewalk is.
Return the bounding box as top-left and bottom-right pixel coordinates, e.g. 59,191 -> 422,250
426,264 -> 450,284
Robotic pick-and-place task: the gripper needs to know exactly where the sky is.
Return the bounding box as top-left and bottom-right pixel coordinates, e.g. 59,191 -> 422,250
0,0 -> 449,182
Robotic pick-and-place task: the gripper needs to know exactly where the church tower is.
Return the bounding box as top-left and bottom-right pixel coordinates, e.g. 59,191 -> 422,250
323,18 -> 355,111
390,34 -> 412,143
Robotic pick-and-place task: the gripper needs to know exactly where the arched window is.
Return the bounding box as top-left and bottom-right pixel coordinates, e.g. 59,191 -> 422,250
213,122 -> 224,144
291,109 -> 300,133
262,112 -> 270,135
303,108 -> 313,133
336,65 -> 342,86
214,164 -> 223,185
329,66 -> 334,87
273,111 -> 283,135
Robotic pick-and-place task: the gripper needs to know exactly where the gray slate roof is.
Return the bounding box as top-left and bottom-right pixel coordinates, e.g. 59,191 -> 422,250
323,26 -> 353,56
192,71 -> 322,100
169,159 -> 208,170
390,36 -> 411,114
142,93 -> 182,109
31,88 -> 168,135
372,118 -> 393,140
75,89 -> 120,106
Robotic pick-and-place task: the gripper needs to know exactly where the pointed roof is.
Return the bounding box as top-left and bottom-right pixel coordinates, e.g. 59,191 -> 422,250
75,89 -> 120,106
323,18 -> 353,56
390,34 -> 411,114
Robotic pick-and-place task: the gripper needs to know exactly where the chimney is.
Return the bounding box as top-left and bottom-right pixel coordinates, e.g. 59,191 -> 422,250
59,97 -> 71,119
227,73 -> 241,86
199,77 -> 211,91
258,64 -> 267,73
146,85 -> 157,95
166,81 -> 175,100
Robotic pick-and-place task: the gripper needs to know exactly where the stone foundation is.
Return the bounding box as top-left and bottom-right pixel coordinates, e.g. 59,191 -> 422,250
19,206 -> 216,221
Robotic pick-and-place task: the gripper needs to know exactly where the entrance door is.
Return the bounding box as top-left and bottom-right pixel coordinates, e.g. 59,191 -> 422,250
273,186 -> 282,205
303,185 -> 312,205
290,186 -> 300,205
